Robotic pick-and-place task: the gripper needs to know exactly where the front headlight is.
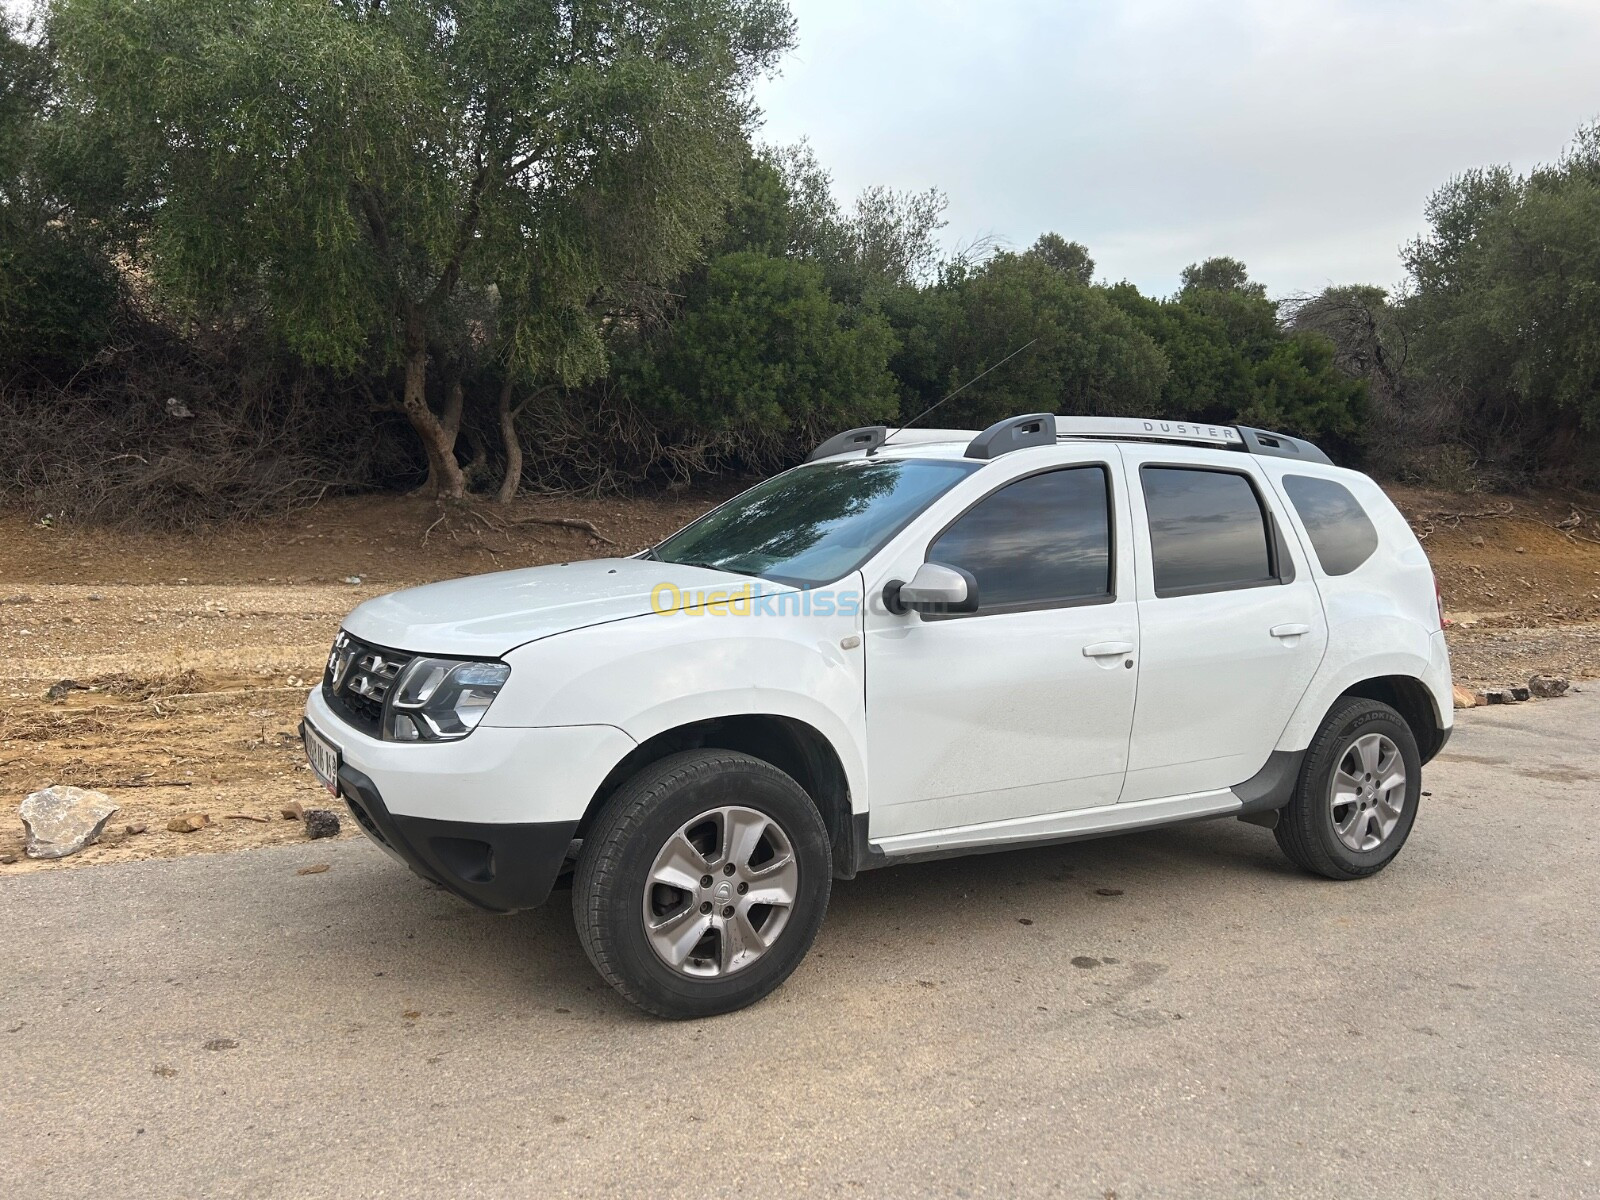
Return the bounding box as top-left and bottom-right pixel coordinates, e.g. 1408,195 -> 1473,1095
383,657 -> 511,742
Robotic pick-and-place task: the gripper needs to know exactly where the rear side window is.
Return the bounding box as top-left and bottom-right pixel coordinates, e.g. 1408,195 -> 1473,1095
1141,466 -> 1274,595
1282,474 -> 1379,576
928,466 -> 1111,611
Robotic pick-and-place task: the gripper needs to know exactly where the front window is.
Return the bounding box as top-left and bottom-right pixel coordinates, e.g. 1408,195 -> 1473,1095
928,466 -> 1113,612
653,458 -> 981,587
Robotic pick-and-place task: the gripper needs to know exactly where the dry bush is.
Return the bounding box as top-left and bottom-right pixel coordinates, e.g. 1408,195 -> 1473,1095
89,670 -> 203,699
0,319 -> 399,529
515,380 -> 810,495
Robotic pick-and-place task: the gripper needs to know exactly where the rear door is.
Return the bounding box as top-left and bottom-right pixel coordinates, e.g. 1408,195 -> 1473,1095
863,450 -> 1139,839
1119,447 -> 1328,803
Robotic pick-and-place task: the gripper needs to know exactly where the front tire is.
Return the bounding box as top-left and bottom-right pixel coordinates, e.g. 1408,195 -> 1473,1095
572,750 -> 832,1019
1275,697 -> 1422,880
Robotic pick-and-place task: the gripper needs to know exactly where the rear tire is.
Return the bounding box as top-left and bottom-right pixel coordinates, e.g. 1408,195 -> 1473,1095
1275,697 -> 1422,880
572,749 -> 832,1019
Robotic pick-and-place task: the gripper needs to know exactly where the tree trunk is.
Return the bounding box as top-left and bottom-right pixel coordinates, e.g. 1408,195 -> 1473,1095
461,428 -> 490,490
401,338 -> 466,501
495,377 -> 522,505
441,372 -> 465,447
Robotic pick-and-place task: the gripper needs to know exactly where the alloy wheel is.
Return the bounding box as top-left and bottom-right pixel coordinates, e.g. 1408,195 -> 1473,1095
1328,732 -> 1406,852
641,806 -> 799,978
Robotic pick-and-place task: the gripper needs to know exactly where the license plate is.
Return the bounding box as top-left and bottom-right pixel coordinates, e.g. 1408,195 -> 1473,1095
303,722 -> 341,795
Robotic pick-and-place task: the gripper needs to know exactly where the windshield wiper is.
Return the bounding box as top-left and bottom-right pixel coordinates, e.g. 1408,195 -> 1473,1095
682,560 -> 755,577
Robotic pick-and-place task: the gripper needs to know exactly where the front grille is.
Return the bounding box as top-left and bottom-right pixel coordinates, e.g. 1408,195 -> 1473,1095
322,632 -> 413,737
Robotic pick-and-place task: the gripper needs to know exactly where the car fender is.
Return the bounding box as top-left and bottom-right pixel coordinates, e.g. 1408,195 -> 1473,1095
486,600 -> 869,814
1277,620 -> 1451,752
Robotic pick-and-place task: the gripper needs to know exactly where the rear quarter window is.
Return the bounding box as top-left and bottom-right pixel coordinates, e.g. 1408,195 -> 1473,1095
1281,474 -> 1380,576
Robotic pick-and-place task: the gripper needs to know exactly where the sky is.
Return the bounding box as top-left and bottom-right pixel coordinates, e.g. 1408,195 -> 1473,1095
751,0 -> 1600,298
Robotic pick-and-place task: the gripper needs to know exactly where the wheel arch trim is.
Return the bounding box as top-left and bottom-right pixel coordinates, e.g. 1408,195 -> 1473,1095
579,710 -> 863,879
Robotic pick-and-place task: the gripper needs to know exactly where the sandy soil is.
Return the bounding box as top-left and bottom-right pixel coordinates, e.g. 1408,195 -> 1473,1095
0,492 -> 722,873
2,484 -> 1597,874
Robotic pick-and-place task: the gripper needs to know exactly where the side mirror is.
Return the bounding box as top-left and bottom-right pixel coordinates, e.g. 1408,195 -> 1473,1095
885,562 -> 979,616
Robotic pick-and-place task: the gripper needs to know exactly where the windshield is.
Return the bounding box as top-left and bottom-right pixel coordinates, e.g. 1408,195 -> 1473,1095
653,458 -> 981,587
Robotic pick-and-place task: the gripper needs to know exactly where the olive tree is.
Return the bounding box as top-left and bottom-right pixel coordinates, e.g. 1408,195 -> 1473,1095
1404,124 -> 1600,469
49,0 -> 794,498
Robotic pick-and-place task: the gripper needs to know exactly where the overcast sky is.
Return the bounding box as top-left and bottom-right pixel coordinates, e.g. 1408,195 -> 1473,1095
752,0 -> 1600,298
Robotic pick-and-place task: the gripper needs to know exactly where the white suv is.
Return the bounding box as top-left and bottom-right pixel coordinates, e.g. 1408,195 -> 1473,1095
302,414 -> 1453,1018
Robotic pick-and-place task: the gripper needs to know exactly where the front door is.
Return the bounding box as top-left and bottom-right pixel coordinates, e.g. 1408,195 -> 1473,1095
864,455 -> 1139,840
1118,449 -> 1329,803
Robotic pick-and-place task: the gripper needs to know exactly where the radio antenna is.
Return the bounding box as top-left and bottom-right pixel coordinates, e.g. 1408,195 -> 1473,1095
878,338 -> 1038,450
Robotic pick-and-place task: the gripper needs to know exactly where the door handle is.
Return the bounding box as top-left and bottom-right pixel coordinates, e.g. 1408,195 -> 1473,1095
1270,623 -> 1311,639
1083,641 -> 1135,658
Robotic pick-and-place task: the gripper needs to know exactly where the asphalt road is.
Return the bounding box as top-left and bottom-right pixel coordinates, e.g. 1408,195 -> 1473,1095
3,694 -> 1597,1199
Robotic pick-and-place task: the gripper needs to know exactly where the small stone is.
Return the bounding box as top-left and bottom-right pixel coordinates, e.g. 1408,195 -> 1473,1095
280,801 -> 304,821
1469,535 -> 1484,548
1017,918 -> 1034,926
303,809 -> 340,840
1528,674 -> 1569,699
43,679 -> 88,702
20,786 -> 118,859
296,863 -> 330,876
1515,546 -> 1527,554
166,813 -> 211,833
0,594 -> 32,605
0,854 -> 17,865
1451,684 -> 1478,710
1508,686 -> 1530,702
87,593 -> 104,601
1484,689 -> 1506,704
1070,956 -> 1100,969
343,575 -> 363,585
1094,887 -> 1124,897
124,823 -> 148,836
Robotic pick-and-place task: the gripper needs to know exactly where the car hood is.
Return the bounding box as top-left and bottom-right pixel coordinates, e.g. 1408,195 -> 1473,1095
342,557 -> 790,657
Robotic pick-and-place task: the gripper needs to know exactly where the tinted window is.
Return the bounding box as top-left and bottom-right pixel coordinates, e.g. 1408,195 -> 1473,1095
1282,474 -> 1379,575
654,458 -> 981,587
929,466 -> 1111,611
1142,467 -> 1274,594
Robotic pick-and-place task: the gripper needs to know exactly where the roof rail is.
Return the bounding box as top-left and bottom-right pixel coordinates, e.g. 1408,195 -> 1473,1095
807,426 -> 980,461
805,414 -> 1332,466
966,413 -> 1056,459
1055,417 -> 1243,447
1053,416 -> 1332,465
1234,425 -> 1333,465
806,426 -> 887,461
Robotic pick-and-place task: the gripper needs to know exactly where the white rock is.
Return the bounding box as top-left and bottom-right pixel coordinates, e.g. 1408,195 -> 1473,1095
20,786 -> 119,859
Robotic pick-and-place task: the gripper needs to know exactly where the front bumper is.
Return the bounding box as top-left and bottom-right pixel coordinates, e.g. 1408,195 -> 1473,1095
333,757 -> 576,912
300,687 -> 637,912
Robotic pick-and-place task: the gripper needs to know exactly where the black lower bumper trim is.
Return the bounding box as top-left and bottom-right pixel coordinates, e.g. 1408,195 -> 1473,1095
1426,723 -> 1453,762
336,763 -> 577,913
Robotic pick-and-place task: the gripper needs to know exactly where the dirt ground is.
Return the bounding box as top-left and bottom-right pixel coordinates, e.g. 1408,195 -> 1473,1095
2,483 -> 1598,874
